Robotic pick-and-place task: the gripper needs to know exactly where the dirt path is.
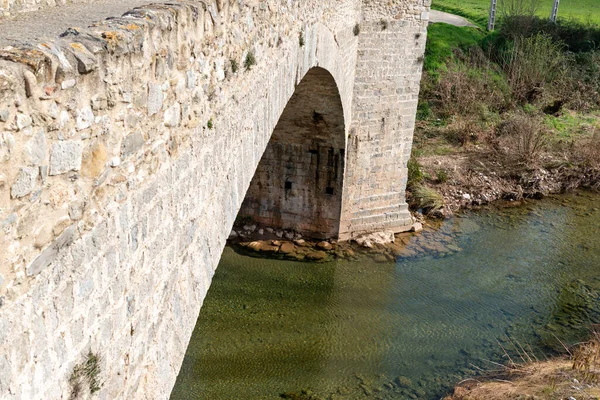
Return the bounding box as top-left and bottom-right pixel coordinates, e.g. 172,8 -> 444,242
429,10 -> 478,27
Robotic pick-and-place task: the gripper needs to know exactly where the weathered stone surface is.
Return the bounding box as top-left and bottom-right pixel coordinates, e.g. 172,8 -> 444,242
0,0 -> 428,398
121,132 -> 144,158
23,129 -> 47,166
279,242 -> 295,254
147,83 -> 163,115
354,231 -> 396,248
75,106 -> 94,130
61,79 -> 76,90
91,93 -> 108,111
49,141 -> 82,175
317,241 -> 333,250
70,43 -> 97,74
11,166 -> 38,198
16,113 -> 32,130
27,224 -> 76,276
164,103 -> 181,127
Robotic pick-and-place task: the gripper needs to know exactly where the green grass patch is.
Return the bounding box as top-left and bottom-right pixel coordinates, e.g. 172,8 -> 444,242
424,23 -> 486,75
432,0 -> 600,25
545,112 -> 600,141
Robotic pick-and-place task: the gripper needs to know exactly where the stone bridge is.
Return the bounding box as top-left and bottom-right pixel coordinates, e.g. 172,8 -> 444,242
0,0 -> 429,398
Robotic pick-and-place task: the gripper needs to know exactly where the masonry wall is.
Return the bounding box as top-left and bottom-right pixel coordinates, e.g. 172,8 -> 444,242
239,67 -> 346,238
340,0 -> 430,240
0,0 -> 428,398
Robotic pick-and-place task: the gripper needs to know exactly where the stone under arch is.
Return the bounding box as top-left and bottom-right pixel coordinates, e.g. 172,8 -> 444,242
238,67 -> 346,239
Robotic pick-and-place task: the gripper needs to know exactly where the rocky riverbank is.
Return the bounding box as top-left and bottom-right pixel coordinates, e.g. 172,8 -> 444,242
411,149 -> 600,218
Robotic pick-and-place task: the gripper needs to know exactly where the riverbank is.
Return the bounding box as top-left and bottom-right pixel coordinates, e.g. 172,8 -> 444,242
445,332 -> 600,400
410,9 -> 600,218
411,146 -> 600,217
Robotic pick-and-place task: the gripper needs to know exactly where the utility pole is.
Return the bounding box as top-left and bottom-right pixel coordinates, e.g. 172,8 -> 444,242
488,0 -> 498,31
550,0 -> 560,22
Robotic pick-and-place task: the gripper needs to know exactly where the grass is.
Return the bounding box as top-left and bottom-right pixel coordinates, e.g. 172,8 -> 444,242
545,111 -> 600,141
432,0 -> 600,25
410,184 -> 445,213
423,23 -> 486,75
69,352 -> 102,399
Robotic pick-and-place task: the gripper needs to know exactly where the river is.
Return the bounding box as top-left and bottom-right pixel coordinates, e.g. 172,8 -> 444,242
171,191 -> 600,399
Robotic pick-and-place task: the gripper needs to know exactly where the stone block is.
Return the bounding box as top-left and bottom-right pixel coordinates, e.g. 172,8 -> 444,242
16,113 -> 32,130
23,129 -> 47,166
164,104 -> 181,127
76,106 -> 95,130
147,83 -> 163,115
121,133 -> 145,158
11,166 -> 38,198
49,141 -> 82,175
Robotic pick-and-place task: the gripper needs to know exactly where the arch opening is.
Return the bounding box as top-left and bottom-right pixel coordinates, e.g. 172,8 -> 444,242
238,67 -> 346,239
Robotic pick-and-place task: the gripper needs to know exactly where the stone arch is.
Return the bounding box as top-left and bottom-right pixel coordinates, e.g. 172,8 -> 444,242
238,67 -> 346,239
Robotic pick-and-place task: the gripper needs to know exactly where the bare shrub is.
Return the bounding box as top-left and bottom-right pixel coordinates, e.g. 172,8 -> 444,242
502,33 -> 568,102
498,0 -> 541,38
432,52 -> 510,118
496,113 -> 547,163
501,33 -> 568,103
444,117 -> 486,146
573,129 -> 600,168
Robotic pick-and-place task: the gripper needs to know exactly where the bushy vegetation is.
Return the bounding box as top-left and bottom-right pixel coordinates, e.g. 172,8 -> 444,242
417,8 -> 600,169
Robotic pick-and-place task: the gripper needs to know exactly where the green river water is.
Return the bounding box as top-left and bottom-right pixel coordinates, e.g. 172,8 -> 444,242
171,192 -> 600,399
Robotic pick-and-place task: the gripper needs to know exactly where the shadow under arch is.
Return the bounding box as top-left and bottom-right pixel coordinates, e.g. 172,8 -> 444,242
238,66 -> 346,239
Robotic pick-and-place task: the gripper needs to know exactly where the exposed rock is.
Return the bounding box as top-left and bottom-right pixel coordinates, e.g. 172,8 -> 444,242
91,94 -> 108,111
16,113 -> 32,130
147,83 -> 163,115
11,167 -> 38,198
121,132 -> 145,158
243,224 -> 256,232
411,222 -> 423,233
108,157 -> 121,167
23,129 -> 47,166
228,230 -> 238,240
279,242 -> 295,254
75,106 -> 94,130
354,231 -> 395,248
316,241 -> 332,250
61,79 -> 77,90
49,141 -> 82,175
164,103 -> 181,127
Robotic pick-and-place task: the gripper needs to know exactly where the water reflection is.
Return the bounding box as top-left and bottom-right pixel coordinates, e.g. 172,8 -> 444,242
172,192 -> 600,399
